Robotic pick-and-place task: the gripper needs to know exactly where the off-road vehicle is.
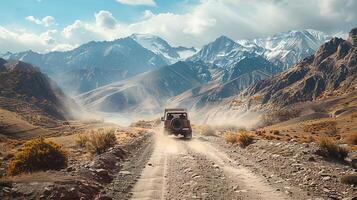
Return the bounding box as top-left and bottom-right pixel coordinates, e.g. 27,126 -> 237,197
161,108 -> 192,139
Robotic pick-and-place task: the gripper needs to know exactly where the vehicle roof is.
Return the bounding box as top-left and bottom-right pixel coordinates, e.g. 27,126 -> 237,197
166,111 -> 187,114
164,108 -> 187,112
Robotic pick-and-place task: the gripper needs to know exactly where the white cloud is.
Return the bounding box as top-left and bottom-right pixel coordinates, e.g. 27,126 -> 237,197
2,0 -> 357,54
42,16 -> 55,27
25,15 -> 56,27
25,16 -> 42,25
51,43 -> 78,52
0,26 -> 53,53
40,29 -> 57,45
142,10 -> 154,19
0,27 -> 75,53
116,0 -> 156,6
95,10 -> 118,29
61,0 -> 357,48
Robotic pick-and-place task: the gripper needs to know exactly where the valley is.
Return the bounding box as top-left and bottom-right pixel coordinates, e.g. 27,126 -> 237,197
0,24 -> 356,200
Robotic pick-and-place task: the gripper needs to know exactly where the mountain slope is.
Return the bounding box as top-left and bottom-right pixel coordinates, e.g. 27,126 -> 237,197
0,59 -> 78,120
241,28 -> 357,109
168,56 -> 277,109
3,37 -> 169,94
130,34 -> 196,64
77,61 -> 205,113
188,36 -> 257,68
247,29 -> 331,70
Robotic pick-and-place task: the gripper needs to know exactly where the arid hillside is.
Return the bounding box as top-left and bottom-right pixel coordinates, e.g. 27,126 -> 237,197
243,28 -> 357,109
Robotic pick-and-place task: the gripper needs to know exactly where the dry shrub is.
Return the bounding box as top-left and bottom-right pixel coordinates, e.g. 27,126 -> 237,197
7,138 -> 67,176
237,132 -> 254,147
341,174 -> 357,185
76,128 -> 117,154
264,135 -> 275,140
201,126 -> 216,136
317,137 -> 348,160
303,121 -> 337,136
273,130 -> 280,135
75,133 -> 89,148
224,132 -> 237,144
224,131 -> 254,148
345,132 -> 357,145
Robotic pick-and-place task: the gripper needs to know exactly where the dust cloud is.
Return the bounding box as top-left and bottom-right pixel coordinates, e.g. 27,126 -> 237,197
190,108 -> 265,130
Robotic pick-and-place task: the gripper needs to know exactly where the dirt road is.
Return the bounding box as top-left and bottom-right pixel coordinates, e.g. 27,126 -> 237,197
107,129 -> 314,200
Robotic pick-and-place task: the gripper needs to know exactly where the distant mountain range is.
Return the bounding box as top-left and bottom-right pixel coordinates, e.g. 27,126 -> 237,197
77,61 -> 206,114
1,29 -> 342,115
2,35 -> 197,95
190,29 -> 331,71
2,29 -> 330,95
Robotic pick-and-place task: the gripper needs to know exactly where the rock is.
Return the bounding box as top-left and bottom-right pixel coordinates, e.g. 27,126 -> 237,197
119,170 -> 131,175
351,159 -> 357,169
322,187 -> 330,193
95,169 -> 112,182
322,176 -> 331,181
347,28 -> 357,46
308,156 -> 316,162
66,166 -> 76,172
96,195 -> 112,200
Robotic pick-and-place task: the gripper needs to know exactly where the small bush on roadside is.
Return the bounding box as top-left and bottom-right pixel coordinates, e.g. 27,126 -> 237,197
76,128 -> 117,154
224,132 -> 237,144
224,131 -> 254,148
237,132 -> 254,147
317,137 -> 348,161
75,133 -> 89,148
341,174 -> 357,185
7,138 -> 68,176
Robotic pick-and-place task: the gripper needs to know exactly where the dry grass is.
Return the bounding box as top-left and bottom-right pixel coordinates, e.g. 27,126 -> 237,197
224,131 -> 254,148
345,131 -> 357,145
224,132 -> 238,144
341,174 -> 357,185
316,137 -> 349,161
75,133 -> 89,148
76,128 -> 117,155
7,138 -> 68,176
303,121 -> 337,136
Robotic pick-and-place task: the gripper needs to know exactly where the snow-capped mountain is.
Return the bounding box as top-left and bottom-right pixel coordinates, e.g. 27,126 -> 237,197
239,29 -> 331,69
130,33 -> 196,64
189,29 -> 331,71
2,34 -> 197,94
188,36 -> 259,68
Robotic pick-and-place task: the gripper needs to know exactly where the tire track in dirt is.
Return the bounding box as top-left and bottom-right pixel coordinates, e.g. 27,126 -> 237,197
130,131 -> 182,200
129,130 -> 243,200
185,138 -> 293,200
121,131 -> 307,200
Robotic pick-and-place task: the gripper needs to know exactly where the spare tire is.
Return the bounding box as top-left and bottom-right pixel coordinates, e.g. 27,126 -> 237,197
170,118 -> 183,131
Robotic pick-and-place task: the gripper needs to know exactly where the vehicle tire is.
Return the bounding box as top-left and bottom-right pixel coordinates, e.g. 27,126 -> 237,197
185,132 -> 192,139
170,118 -> 183,131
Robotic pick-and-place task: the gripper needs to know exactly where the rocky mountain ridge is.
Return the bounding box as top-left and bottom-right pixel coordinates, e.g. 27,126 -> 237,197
0,59 -> 77,120
240,28 -> 357,109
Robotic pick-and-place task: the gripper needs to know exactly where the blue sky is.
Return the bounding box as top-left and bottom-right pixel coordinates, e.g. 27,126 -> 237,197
0,0 -> 356,53
0,0 -> 198,31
